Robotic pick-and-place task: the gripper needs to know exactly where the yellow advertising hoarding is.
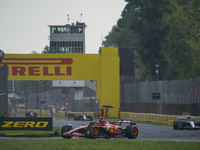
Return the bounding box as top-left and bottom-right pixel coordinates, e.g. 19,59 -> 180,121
3,53 -> 100,81
0,47 -> 119,117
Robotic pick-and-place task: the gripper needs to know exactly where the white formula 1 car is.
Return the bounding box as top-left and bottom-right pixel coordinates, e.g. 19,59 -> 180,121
173,116 -> 200,130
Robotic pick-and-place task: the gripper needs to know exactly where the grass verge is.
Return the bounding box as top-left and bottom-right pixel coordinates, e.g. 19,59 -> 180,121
0,126 -> 62,135
0,140 -> 200,150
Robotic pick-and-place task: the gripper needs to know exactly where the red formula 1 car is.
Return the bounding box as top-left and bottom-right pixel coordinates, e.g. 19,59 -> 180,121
61,118 -> 138,139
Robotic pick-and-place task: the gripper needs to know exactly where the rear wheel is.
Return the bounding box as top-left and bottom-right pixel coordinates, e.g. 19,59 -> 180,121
194,121 -> 200,126
61,125 -> 73,134
125,125 -> 138,139
87,125 -> 99,139
194,121 -> 200,130
173,121 -> 179,130
89,116 -> 93,121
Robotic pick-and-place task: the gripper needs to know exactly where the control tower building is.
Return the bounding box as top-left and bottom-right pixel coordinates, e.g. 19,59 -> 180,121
48,21 -> 86,54
48,20 -> 96,104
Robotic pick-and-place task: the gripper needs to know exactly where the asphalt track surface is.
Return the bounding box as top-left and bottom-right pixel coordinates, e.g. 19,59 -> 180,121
1,118 -> 200,141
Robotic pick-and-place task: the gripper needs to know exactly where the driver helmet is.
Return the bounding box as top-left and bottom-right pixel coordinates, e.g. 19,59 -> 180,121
99,117 -> 103,122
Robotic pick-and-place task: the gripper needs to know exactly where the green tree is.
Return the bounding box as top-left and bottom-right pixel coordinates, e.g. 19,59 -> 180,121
41,45 -> 50,54
102,25 -> 118,47
103,4 -> 139,48
126,0 -> 171,81
103,0 -> 200,81
102,4 -> 140,83
115,28 -> 139,47
162,0 -> 200,79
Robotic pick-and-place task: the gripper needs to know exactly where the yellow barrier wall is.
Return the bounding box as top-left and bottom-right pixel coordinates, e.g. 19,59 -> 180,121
14,109 -> 200,124
121,112 -> 200,124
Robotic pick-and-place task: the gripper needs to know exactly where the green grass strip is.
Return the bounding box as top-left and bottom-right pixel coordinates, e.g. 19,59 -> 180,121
0,140 -> 200,150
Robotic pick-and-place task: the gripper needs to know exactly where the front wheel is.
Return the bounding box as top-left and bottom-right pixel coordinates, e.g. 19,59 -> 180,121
61,125 -> 73,134
194,121 -> 200,126
125,125 -> 138,139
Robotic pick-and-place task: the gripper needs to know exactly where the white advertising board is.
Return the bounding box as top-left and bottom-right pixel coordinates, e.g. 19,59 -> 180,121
52,80 -> 85,87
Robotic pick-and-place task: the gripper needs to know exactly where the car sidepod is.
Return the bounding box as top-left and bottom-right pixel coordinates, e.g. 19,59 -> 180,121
185,121 -> 199,130
178,121 -> 184,130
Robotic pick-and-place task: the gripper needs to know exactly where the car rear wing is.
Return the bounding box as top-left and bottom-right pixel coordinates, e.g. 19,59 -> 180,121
178,117 -> 194,121
114,120 -> 136,126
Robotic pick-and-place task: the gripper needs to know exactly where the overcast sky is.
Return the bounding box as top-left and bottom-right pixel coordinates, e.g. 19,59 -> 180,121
0,0 -> 127,54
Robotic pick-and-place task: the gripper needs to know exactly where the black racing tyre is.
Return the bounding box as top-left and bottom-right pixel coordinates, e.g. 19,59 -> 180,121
173,121 -> 179,130
61,125 -> 73,134
89,116 -> 93,121
125,125 -> 138,139
62,135 -> 73,139
87,125 -> 99,139
74,116 -> 80,121
194,121 -> 200,126
77,117 -> 81,120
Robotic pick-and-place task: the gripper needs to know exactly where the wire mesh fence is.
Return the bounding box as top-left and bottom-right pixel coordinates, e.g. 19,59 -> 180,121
11,78 -> 200,116
120,78 -> 200,116
70,99 -> 99,112
14,88 -> 99,114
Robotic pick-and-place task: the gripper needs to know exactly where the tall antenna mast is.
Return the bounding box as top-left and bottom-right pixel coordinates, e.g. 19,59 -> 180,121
80,13 -> 82,22
67,14 -> 70,24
